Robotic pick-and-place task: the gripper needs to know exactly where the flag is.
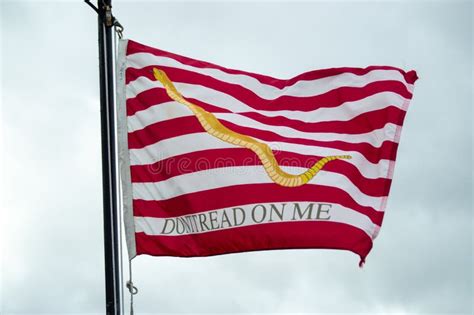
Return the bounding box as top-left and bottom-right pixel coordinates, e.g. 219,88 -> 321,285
116,39 -> 417,265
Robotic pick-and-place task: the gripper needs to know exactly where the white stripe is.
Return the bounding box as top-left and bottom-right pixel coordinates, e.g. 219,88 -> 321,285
134,202 -> 379,239
127,78 -> 407,121
128,102 -> 398,147
128,90 -> 408,127
214,114 -> 397,147
132,166 -> 384,210
129,133 -> 234,166
127,78 -> 253,112
127,101 -> 192,132
127,52 -> 411,99
255,92 -> 408,123
128,133 -> 390,179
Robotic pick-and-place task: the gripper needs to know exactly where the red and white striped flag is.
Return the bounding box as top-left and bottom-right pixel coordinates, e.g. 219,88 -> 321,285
116,39 -> 417,265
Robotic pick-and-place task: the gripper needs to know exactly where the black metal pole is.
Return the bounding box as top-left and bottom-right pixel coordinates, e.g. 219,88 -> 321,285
97,0 -> 122,314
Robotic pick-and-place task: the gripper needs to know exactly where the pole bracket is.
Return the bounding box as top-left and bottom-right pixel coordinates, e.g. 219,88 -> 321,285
104,4 -> 113,27
104,4 -> 124,38
84,1 -> 125,38
113,19 -> 124,39
84,0 -> 124,39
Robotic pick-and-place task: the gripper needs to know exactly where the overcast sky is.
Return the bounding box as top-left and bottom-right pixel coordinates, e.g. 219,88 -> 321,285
1,0 -> 472,314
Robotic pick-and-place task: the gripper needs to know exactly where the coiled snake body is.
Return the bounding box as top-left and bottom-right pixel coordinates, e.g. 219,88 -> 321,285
153,68 -> 351,187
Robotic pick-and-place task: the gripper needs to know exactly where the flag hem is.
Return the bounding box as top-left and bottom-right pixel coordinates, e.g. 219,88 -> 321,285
116,38 -> 137,259
376,91 -> 415,239
135,241 -> 371,266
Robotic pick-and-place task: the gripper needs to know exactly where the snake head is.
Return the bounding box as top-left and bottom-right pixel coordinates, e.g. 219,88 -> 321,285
152,68 -> 168,85
152,68 -> 182,97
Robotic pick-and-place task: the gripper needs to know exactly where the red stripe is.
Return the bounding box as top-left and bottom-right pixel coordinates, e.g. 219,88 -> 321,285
127,116 -> 399,164
134,221 -> 373,264
126,87 -> 231,117
215,121 -> 398,163
126,87 -> 407,135
126,66 -> 412,111
130,148 -> 392,197
126,39 -> 418,86
127,87 -> 407,136
127,116 -> 198,149
126,66 -> 412,112
132,184 -> 385,226
237,106 -> 407,135
127,87 -> 169,116
177,98 -> 407,142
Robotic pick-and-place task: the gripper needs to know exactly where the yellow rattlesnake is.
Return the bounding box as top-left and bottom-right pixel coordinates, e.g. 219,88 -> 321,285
152,68 -> 351,187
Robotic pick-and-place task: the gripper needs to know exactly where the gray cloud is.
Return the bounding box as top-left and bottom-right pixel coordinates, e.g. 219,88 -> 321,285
1,1 -> 472,314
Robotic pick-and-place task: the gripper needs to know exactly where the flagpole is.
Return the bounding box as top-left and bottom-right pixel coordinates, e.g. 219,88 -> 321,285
96,0 -> 123,314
